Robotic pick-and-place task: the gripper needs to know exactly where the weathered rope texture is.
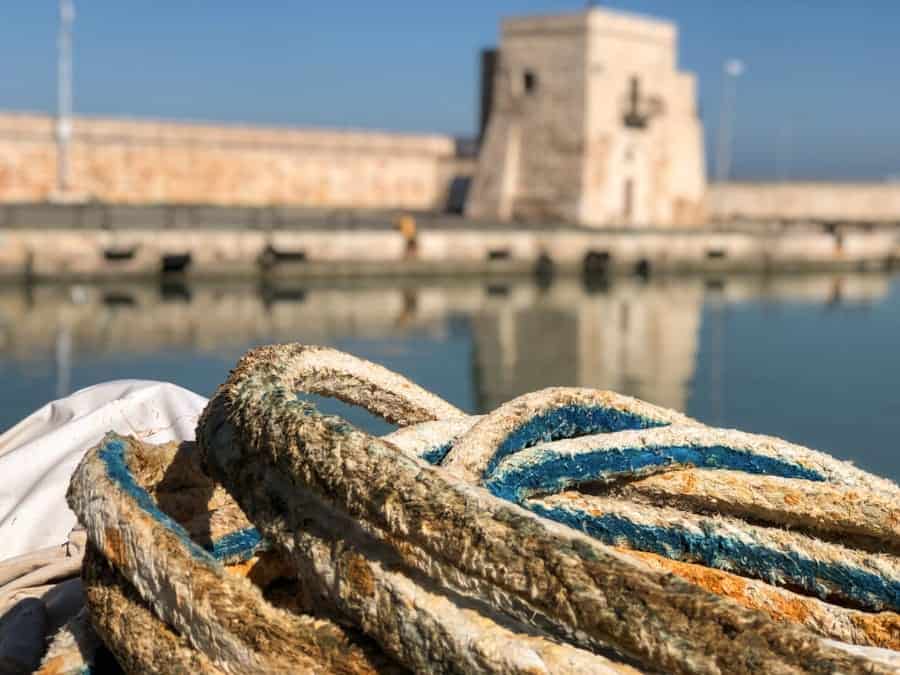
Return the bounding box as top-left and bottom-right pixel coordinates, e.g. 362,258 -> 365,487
63,343 -> 900,672
195,344 -> 899,672
67,435 -> 398,674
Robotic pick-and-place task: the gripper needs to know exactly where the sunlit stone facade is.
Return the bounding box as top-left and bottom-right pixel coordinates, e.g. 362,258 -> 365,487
467,8 -> 707,227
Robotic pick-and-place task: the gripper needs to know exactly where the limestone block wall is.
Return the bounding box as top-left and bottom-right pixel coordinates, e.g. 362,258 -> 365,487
659,73 -> 707,225
582,12 -> 705,227
0,113 -> 457,209
709,182 -> 900,223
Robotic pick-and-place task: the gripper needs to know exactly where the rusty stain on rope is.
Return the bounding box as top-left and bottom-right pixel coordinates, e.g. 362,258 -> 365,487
56,343 -> 900,673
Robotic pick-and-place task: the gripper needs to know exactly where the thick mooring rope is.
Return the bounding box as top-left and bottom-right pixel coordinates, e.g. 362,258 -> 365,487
60,343 -> 900,673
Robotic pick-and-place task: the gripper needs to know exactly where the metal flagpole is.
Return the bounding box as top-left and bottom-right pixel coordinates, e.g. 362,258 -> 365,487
56,0 -> 74,197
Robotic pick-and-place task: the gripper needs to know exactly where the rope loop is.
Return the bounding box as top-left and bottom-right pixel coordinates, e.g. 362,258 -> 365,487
64,343 -> 900,672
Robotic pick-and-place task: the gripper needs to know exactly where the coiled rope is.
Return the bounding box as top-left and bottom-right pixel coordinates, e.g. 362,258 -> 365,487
57,343 -> 900,673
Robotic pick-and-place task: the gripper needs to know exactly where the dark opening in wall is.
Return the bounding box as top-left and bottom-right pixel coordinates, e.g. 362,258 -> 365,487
706,249 -> 727,260
161,253 -> 192,274
583,250 -> 612,276
487,248 -> 511,261
634,258 -> 652,278
103,291 -> 136,307
103,246 -> 137,262
446,176 -> 471,214
623,178 -> 635,223
523,70 -> 538,94
623,76 -> 649,129
534,253 -> 555,287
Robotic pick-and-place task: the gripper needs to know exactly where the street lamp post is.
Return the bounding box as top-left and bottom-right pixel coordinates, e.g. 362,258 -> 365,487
715,58 -> 744,184
56,0 -> 74,197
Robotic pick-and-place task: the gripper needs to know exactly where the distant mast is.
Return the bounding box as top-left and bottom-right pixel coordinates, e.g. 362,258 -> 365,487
56,0 -> 74,197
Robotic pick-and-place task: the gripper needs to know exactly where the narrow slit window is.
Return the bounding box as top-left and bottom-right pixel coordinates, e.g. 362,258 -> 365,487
523,70 -> 537,94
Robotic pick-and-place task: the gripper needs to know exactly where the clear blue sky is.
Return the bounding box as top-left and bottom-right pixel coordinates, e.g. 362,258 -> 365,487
2,2 -> 899,180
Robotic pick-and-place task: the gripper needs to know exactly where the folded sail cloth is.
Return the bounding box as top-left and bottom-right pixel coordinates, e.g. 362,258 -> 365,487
0,381 -> 207,674
0,380 -> 207,560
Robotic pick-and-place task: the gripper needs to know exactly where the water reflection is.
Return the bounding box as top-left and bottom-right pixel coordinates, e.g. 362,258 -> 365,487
471,280 -> 704,412
0,273 -> 897,480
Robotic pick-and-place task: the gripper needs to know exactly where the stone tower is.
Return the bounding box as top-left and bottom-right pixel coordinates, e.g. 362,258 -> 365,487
467,7 -> 706,227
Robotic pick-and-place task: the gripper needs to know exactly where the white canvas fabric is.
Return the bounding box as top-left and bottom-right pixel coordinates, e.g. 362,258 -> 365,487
0,382 -> 205,672
0,380 -> 207,562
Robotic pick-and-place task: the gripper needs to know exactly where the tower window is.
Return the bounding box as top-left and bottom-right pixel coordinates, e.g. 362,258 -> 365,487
624,76 -> 648,129
523,70 -> 538,94
623,178 -> 635,223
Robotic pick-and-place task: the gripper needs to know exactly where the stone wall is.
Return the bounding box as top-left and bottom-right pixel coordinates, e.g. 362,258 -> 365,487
2,223 -> 896,281
5,114 -> 900,226
466,13 -> 589,223
0,112 -> 459,210
709,182 -> 900,223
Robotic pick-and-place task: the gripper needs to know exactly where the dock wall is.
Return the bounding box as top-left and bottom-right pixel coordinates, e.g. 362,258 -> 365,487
1,222 -> 896,280
709,182 -> 900,224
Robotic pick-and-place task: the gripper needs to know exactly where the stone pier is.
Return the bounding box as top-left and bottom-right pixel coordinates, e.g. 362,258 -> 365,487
0,206 -> 896,281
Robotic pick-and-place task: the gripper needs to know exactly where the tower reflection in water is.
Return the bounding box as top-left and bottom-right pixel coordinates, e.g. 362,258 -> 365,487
470,279 -> 703,413
0,273 -> 896,480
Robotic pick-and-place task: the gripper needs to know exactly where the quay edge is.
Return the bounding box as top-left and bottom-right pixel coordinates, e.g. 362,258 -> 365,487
0,211 -> 898,282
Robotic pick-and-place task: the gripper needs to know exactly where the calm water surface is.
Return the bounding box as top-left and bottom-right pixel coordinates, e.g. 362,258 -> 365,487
1,272 -> 898,482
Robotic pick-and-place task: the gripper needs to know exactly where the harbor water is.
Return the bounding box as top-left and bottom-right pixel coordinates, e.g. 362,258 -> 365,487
1,271 -> 898,482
